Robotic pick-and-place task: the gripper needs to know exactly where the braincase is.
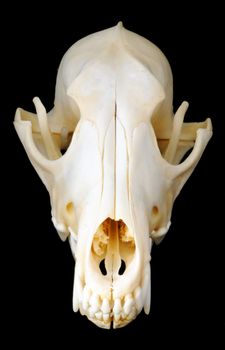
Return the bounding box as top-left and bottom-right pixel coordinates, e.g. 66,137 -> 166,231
52,23 -> 173,137
58,23 -> 173,99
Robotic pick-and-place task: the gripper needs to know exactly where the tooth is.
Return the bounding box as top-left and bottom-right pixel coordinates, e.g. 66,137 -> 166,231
88,307 -> 95,318
142,264 -> 151,315
141,264 -> 149,297
101,298 -> 111,314
125,293 -> 132,300
90,304 -> 100,314
134,286 -> 143,313
79,304 -> 85,316
68,226 -> 77,239
95,311 -> 103,320
103,313 -> 110,322
82,286 -> 91,311
75,272 -> 83,304
121,311 -> 127,319
69,234 -> 77,260
126,307 -> 136,321
124,294 -> 135,315
114,313 -> 120,322
89,294 -> 100,313
144,278 -> 150,315
72,285 -> 79,312
113,298 -> 122,314
73,265 -> 80,312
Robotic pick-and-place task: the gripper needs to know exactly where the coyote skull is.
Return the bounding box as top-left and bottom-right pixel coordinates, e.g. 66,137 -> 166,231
14,22 -> 212,328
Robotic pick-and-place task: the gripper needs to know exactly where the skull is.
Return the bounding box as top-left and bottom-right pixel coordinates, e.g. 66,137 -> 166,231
14,22 -> 212,328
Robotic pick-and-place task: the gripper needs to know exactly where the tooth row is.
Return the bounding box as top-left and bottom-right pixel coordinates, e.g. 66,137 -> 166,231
73,262 -> 151,326
77,284 -> 147,324
81,287 -> 111,321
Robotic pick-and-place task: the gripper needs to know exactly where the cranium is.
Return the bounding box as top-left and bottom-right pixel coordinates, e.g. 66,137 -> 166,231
14,22 -> 212,329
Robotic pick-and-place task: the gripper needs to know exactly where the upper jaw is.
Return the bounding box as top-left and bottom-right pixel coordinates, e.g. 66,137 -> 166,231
73,259 -> 151,329
70,217 -> 152,328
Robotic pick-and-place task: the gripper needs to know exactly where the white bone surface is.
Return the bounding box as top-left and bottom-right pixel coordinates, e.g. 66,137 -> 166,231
14,22 -> 212,329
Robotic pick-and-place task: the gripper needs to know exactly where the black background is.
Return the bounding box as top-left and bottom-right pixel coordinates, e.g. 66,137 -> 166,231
2,3 -> 224,347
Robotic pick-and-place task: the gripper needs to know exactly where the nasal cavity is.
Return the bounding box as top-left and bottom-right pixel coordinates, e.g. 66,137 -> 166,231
118,259 -> 126,275
99,259 -> 107,276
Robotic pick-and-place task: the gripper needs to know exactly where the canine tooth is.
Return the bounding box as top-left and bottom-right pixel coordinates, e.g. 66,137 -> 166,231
69,234 -> 77,260
144,279 -> 151,315
134,286 -> 143,313
103,313 -> 110,322
101,298 -> 111,314
113,298 -> 122,314
73,267 -> 82,311
72,285 -> 79,312
68,226 -> 77,239
79,304 -> 86,316
95,311 -> 103,320
75,273 -> 83,304
82,286 -> 91,311
142,265 -> 149,297
143,264 -> 151,314
124,295 -> 135,315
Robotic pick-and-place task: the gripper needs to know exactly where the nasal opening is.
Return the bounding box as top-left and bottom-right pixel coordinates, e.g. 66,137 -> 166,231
99,259 -> 107,276
91,218 -> 135,277
118,260 -> 126,275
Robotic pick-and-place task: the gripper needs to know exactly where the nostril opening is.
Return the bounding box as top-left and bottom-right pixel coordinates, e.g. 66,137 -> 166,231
99,259 -> 107,276
118,260 -> 126,275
